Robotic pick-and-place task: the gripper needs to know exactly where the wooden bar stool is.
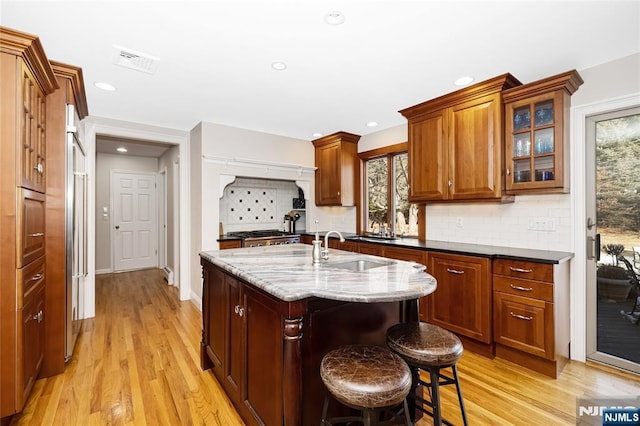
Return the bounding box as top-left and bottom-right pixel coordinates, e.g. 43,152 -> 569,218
320,344 -> 412,426
386,322 -> 468,426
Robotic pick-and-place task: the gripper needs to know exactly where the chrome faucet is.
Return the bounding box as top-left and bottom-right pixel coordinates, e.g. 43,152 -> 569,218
321,231 -> 345,261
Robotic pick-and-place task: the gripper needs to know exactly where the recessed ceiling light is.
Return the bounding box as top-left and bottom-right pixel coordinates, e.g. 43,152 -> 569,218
312,133 -> 323,138
271,62 -> 287,71
366,121 -> 379,128
116,147 -> 128,153
94,81 -> 116,91
454,76 -> 474,86
324,11 -> 345,25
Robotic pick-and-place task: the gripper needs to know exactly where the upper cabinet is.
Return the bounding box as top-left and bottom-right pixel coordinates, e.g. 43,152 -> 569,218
400,74 -> 521,203
312,131 -> 360,206
502,70 -> 583,194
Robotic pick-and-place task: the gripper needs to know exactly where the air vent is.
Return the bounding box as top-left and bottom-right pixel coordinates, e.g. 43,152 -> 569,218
113,44 -> 160,74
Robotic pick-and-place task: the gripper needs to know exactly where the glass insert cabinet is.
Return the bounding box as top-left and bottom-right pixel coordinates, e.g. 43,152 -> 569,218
503,70 -> 583,194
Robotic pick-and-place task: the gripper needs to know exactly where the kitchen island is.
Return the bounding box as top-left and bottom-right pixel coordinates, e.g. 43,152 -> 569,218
200,244 -> 436,426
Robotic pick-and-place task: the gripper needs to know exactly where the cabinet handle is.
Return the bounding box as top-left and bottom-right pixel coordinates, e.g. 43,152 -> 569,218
238,307 -> 245,317
509,311 -> 533,321
506,168 -> 511,176
33,163 -> 43,174
28,232 -> 44,237
337,191 -> 340,196
446,268 -> 464,275
448,180 -> 452,188
509,284 -> 532,292
31,273 -> 43,281
509,266 -> 533,273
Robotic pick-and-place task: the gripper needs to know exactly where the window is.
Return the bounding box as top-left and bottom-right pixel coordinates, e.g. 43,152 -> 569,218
362,147 -> 418,237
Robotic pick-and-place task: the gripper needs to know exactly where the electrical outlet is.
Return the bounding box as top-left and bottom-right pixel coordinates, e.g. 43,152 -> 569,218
528,217 -> 555,231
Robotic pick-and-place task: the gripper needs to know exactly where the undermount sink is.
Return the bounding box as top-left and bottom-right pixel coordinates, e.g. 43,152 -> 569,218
331,259 -> 395,272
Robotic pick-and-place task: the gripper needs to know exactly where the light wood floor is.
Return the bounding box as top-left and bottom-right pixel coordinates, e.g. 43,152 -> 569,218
10,269 -> 640,425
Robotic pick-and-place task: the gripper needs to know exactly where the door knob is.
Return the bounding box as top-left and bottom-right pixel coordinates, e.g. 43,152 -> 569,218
115,225 -> 120,230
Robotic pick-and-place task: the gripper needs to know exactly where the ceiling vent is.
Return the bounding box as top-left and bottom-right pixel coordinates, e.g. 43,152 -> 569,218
113,44 -> 160,74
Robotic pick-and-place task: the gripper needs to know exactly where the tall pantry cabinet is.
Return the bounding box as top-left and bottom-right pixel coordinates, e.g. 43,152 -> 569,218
0,27 -> 58,417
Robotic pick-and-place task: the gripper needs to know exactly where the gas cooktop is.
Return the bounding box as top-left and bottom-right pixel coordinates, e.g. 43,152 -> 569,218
227,229 -> 298,239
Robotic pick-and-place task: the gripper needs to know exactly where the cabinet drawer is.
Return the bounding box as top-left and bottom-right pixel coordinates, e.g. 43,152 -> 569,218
17,257 -> 45,307
494,292 -> 554,360
383,246 -> 427,265
17,188 -> 46,268
493,259 -> 552,283
493,275 -> 553,302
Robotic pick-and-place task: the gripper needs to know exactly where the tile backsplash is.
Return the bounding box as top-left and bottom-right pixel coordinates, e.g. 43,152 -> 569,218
220,177 -> 306,233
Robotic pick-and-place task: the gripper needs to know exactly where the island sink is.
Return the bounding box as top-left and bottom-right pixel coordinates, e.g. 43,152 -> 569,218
331,259 -> 395,271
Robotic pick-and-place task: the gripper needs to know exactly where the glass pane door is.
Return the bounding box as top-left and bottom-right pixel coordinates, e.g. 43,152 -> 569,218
587,109 -> 640,373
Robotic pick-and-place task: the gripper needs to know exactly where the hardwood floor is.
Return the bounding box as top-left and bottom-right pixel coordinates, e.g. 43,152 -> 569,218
10,269 -> 640,425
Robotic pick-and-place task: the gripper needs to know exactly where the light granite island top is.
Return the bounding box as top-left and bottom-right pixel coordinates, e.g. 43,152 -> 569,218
199,243 -> 436,425
199,243 -> 436,303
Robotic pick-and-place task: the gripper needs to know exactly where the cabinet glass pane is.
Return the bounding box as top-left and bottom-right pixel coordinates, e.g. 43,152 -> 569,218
513,159 -> 531,183
534,100 -> 554,127
534,128 -> 554,154
534,156 -> 555,181
513,133 -> 531,157
513,106 -> 531,132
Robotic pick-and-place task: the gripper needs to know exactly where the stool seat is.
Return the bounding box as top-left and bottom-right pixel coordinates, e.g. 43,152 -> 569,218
320,344 -> 411,410
386,322 -> 463,368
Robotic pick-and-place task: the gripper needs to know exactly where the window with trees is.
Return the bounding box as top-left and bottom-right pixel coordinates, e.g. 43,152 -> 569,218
362,146 -> 418,237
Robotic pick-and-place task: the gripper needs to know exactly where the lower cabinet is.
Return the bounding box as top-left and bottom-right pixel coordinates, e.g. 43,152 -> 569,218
492,259 -> 569,378
19,280 -> 45,407
202,261 -> 283,425
426,252 -> 493,354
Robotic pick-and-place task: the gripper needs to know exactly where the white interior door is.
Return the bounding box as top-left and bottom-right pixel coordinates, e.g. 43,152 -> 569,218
112,171 -> 158,271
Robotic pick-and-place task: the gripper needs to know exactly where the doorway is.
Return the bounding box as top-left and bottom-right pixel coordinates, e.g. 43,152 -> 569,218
586,108 -> 640,373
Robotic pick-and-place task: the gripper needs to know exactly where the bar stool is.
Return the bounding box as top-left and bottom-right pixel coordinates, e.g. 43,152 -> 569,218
320,344 -> 412,426
386,322 -> 468,426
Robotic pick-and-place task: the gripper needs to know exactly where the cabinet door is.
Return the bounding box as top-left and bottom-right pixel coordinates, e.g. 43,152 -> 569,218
18,282 -> 44,410
205,266 -> 228,375
494,292 -> 554,359
449,94 -> 502,200
225,275 -> 244,402
408,110 -> 447,201
19,62 -> 46,193
427,253 -> 492,343
17,188 -> 46,268
315,142 -> 341,205
244,285 -> 283,425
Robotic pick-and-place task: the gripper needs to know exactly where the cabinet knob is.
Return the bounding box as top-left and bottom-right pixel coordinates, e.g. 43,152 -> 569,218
448,180 -> 452,188
33,163 -> 44,174
506,168 -> 511,176
31,273 -> 43,281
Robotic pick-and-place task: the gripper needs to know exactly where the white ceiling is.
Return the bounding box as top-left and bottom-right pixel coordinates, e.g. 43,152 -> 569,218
2,1 -> 639,144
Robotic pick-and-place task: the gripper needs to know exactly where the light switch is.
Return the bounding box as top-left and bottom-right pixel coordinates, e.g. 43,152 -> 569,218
103,206 -> 109,213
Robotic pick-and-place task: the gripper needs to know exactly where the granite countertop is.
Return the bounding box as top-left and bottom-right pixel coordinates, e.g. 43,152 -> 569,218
200,244 -> 436,303
300,232 -> 574,264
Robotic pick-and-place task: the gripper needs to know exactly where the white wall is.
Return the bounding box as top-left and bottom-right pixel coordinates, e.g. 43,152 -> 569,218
159,146 -> 180,279
95,153 -> 159,272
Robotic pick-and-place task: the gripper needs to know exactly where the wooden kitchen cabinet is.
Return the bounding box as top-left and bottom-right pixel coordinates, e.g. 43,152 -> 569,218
1,27 -> 57,418
503,70 -> 583,194
219,240 -> 242,250
427,252 -> 493,355
400,74 -> 521,203
492,258 -> 570,378
201,260 -> 283,425
312,131 -> 360,206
